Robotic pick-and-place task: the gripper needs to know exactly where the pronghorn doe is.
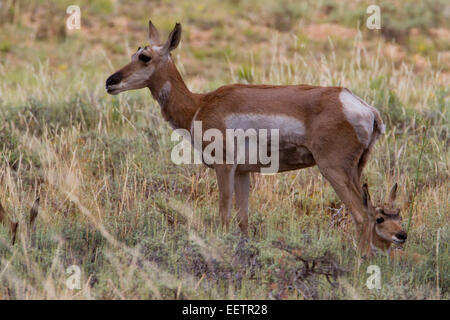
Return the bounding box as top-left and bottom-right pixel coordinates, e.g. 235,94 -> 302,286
105,21 -> 407,256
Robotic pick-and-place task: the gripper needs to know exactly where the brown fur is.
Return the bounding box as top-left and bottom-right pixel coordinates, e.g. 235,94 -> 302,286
106,21 -> 404,256
362,183 -> 407,254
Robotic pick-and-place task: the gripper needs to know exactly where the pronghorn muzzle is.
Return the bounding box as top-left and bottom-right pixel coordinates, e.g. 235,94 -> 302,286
105,71 -> 124,94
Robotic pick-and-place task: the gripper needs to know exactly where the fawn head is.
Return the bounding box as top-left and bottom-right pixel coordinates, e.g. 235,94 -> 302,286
362,183 -> 407,249
106,21 -> 181,95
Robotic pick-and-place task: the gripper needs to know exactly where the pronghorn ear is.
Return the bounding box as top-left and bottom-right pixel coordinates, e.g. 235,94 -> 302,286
362,184 -> 372,208
388,183 -> 398,205
148,20 -> 160,45
161,23 -> 182,55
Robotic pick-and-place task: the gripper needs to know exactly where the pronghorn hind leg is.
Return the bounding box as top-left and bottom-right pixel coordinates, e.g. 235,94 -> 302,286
234,171 -> 250,235
215,164 -> 236,232
316,163 -> 373,256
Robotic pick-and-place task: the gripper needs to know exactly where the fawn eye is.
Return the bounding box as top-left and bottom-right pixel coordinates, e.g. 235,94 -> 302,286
139,54 -> 151,62
376,217 -> 384,224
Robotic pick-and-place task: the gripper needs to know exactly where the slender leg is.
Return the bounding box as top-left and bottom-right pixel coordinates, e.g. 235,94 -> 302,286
215,165 -> 236,231
308,118 -> 375,255
317,165 -> 373,256
234,171 -> 250,235
319,167 -> 365,225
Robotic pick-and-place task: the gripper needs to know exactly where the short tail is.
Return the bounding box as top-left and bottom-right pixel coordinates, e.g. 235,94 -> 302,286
358,108 -> 385,176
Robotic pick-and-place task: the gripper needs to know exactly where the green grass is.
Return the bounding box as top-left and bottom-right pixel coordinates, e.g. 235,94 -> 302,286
0,0 -> 448,299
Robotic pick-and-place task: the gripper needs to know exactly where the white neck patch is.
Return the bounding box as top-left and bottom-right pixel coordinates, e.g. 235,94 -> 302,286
158,81 -> 171,107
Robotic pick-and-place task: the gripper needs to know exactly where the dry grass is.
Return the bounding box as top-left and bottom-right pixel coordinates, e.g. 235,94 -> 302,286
0,0 -> 448,299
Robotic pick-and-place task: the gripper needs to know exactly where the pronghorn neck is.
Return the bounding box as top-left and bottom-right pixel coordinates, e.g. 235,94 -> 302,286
147,60 -> 199,130
371,227 -> 392,252
364,218 -> 392,254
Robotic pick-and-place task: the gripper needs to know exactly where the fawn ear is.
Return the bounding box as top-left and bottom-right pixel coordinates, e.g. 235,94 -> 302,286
388,183 -> 398,205
148,20 -> 160,45
362,183 -> 372,209
161,23 -> 182,55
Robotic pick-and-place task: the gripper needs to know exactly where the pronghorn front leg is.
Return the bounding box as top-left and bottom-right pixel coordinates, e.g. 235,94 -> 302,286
234,171 -> 250,235
215,164 -> 236,231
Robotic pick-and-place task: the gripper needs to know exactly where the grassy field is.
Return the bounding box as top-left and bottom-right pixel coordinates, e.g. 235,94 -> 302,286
0,0 -> 448,299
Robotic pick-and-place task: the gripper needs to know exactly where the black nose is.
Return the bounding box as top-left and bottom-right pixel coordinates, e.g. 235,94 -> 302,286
396,231 -> 407,240
106,72 -> 123,86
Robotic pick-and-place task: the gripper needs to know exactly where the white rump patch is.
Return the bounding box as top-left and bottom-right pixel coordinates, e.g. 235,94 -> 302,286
339,90 -> 375,147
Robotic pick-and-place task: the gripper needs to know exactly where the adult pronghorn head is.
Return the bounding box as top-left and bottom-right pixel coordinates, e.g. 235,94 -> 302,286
105,21 -> 181,95
362,183 -> 407,250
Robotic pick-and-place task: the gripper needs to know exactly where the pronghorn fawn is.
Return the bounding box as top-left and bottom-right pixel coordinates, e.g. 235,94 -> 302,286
106,21 -> 407,256
361,183 -> 407,253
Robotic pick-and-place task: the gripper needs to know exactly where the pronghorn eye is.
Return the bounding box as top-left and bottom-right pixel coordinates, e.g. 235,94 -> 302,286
139,54 -> 151,62
376,217 -> 384,224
